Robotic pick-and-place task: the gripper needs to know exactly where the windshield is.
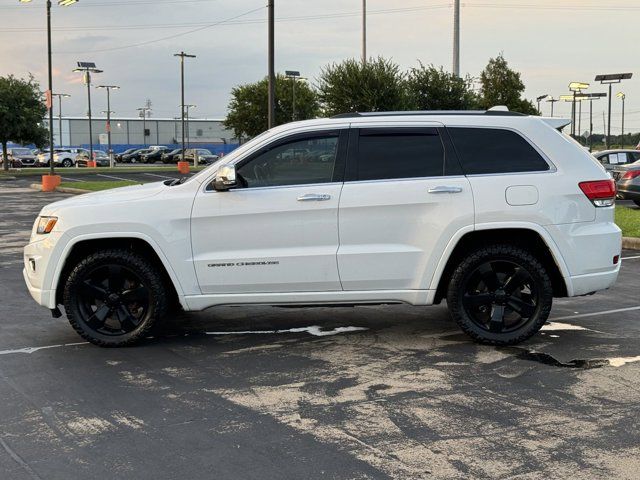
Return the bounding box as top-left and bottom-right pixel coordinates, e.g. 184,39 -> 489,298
185,130 -> 273,185
12,148 -> 31,155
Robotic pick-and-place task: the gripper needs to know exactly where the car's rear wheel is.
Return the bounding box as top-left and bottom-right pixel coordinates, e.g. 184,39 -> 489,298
63,249 -> 168,347
447,245 -> 553,345
62,159 -> 73,167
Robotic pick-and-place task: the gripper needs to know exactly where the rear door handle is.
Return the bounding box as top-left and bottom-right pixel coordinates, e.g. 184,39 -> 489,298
428,186 -> 463,194
297,193 -> 331,202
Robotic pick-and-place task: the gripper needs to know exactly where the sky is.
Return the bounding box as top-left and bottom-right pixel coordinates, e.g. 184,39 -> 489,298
0,0 -> 638,134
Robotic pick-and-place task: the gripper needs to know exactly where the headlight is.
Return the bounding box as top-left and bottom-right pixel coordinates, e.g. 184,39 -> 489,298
36,216 -> 58,234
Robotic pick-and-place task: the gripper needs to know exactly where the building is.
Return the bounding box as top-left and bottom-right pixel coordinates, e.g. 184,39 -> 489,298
48,116 -> 237,153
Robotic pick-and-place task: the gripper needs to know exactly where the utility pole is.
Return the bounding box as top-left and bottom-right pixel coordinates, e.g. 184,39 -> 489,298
267,0 -> 275,129
453,0 -> 460,76
595,73 -> 633,149
137,106 -> 151,147
285,70 -> 301,121
52,93 -> 70,147
546,97 -> 559,117
362,0 -> 367,64
617,92 -> 626,148
174,51 -> 196,162
73,62 -> 103,164
96,85 -> 119,167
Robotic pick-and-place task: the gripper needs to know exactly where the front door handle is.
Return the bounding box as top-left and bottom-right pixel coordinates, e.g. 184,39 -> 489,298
297,193 -> 332,202
428,186 -> 463,194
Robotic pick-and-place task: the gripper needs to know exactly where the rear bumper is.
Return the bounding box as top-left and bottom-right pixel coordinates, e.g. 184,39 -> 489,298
567,265 -> 620,297
617,183 -> 640,201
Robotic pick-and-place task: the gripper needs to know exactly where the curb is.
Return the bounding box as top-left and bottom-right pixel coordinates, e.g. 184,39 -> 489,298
0,176 -> 17,181
29,183 -> 90,195
622,237 -> 640,251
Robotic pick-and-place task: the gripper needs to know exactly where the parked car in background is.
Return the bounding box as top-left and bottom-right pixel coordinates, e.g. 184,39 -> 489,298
611,160 -> 640,206
37,148 -> 87,167
161,148 -> 182,163
593,149 -> 640,171
120,148 -> 151,163
140,147 -> 170,164
183,148 -> 219,165
148,145 -> 168,151
76,150 -> 110,167
0,154 -> 22,168
7,147 -> 38,167
115,148 -> 137,162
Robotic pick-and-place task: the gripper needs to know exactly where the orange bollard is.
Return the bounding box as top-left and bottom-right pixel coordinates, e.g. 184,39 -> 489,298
42,174 -> 61,192
177,161 -> 190,174
86,160 -> 97,168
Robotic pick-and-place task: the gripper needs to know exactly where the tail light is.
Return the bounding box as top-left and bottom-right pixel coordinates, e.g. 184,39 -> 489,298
579,179 -> 616,207
621,170 -> 640,181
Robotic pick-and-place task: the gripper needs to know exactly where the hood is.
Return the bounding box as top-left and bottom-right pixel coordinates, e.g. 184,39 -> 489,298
41,181 -> 165,215
14,154 -> 36,160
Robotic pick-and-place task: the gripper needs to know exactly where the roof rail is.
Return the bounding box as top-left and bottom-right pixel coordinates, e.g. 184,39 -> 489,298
331,110 -> 527,119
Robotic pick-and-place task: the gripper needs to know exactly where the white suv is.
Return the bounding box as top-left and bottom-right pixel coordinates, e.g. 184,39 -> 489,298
23,111 -> 621,347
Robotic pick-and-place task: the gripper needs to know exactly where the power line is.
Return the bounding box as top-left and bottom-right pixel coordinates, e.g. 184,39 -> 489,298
0,0 -> 217,9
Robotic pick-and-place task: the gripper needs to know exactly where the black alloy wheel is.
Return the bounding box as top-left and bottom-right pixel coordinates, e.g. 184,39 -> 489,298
447,245 -> 553,345
64,249 -> 168,347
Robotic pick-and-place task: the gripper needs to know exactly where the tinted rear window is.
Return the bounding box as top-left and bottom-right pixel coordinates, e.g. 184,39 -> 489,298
356,128 -> 444,181
449,127 -> 549,175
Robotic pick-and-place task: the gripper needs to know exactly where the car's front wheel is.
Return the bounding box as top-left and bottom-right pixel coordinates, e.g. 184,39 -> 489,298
62,158 -> 73,167
63,249 -> 168,347
447,244 -> 553,345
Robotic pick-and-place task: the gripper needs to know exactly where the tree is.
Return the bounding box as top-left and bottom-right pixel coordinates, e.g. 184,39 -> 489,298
406,63 -> 477,111
0,74 -> 48,171
477,54 -> 537,115
224,74 -> 319,139
317,57 -> 406,116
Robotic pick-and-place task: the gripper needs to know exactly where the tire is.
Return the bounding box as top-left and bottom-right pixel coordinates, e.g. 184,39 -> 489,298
63,249 -> 168,347
634,200 -> 640,207
447,244 -> 553,346
62,158 -> 73,168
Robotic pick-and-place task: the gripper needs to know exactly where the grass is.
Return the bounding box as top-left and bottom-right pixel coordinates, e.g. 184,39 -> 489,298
1,165 -> 206,177
616,205 -> 640,238
60,180 -> 140,192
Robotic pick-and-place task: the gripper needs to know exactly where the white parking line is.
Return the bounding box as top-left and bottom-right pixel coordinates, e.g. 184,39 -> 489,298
622,255 -> 640,260
552,305 -> 640,321
60,176 -> 82,182
97,174 -> 131,181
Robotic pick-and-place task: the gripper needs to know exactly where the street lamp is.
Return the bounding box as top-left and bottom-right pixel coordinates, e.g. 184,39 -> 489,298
568,82 -> 589,138
536,95 -> 548,115
51,93 -> 70,147
183,104 -> 196,151
285,70 -> 305,121
73,62 -> 103,163
595,73 -> 633,149
19,0 -> 78,186
136,106 -> 152,147
617,92 -> 626,148
546,97 -> 559,117
173,51 -> 196,165
576,93 -> 607,152
96,85 -> 120,167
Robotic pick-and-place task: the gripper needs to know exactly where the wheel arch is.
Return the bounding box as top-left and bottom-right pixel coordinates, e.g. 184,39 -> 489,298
431,225 -> 570,304
54,234 -> 186,309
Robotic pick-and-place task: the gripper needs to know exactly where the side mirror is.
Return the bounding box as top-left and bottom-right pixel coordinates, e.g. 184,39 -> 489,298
212,164 -> 238,191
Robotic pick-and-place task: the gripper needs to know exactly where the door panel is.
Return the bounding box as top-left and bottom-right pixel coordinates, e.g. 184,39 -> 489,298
337,177 -> 473,290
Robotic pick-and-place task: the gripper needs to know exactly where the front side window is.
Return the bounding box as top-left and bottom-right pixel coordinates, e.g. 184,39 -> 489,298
449,127 -> 550,175
237,134 -> 339,188
356,128 -> 445,181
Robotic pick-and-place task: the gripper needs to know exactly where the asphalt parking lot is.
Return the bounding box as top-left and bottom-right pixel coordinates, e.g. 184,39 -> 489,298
11,167 -> 197,185
1,182 -> 639,479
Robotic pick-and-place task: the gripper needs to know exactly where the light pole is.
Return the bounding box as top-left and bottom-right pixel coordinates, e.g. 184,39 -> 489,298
183,104 -> 196,160
137,106 -> 151,147
285,70 -> 301,121
174,51 -> 196,163
546,97 -> 559,117
362,0 -> 367,64
73,62 -> 102,163
536,94 -> 548,115
595,73 -> 633,149
19,0 -> 78,183
579,93 -> 606,152
51,93 -> 70,146
568,82 -> 589,138
96,85 -> 119,167
453,0 -> 460,76
617,92 -> 626,148
267,0 -> 275,129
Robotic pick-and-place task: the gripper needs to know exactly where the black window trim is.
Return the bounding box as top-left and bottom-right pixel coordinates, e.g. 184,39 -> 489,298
446,125 -> 556,176
345,126 -> 451,183
216,128 -> 348,191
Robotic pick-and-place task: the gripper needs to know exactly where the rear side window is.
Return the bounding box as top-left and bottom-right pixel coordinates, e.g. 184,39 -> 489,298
449,127 -> 549,175
356,128 -> 444,181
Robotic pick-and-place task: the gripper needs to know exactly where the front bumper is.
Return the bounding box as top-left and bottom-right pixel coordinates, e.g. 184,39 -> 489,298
23,267 -> 56,309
